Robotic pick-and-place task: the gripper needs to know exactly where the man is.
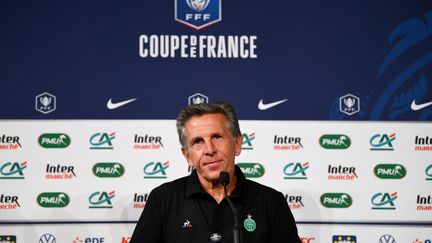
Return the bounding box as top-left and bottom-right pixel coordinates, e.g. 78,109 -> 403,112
130,101 -> 301,243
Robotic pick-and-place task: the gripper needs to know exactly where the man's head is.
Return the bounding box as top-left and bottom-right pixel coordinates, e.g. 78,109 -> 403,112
176,101 -> 243,185
176,101 -> 241,149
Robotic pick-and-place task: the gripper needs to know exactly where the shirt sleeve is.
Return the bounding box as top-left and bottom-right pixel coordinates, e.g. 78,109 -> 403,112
269,192 -> 301,243
130,190 -> 164,243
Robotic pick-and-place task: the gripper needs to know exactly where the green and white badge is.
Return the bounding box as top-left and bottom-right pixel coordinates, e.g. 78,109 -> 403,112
243,214 -> 256,232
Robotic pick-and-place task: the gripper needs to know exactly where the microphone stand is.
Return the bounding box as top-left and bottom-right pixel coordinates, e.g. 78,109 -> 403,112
220,172 -> 242,243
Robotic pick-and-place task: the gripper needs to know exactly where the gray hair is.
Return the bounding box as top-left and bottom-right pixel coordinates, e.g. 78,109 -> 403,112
176,101 -> 241,148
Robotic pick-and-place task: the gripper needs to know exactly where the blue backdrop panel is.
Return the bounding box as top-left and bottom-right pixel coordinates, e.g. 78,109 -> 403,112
0,0 -> 431,120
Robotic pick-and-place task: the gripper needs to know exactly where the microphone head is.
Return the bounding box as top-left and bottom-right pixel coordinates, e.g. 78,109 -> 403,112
219,171 -> 230,186
209,233 -> 222,243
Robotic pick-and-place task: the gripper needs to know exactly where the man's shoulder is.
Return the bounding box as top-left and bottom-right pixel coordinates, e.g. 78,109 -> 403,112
243,178 -> 283,198
150,176 -> 189,196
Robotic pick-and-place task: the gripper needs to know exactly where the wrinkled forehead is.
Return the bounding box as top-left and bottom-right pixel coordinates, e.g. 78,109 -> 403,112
183,113 -> 230,136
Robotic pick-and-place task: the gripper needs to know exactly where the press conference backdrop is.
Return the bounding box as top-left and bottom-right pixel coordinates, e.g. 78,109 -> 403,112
0,0 -> 431,242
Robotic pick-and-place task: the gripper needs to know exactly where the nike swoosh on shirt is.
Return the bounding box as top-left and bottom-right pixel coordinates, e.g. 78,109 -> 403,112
107,98 -> 137,110
258,99 -> 288,110
411,100 -> 432,111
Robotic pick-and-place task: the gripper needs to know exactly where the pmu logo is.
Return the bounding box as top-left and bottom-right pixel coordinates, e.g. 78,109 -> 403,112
175,0 -> 222,30
332,235 -> 357,243
426,164 -> 432,180
0,134 -> 21,150
38,192 -> 70,208
285,194 -> 305,210
370,133 -> 396,151
284,162 -> 309,179
143,161 -> 169,178
0,194 -> 20,210
0,236 -> 17,243
320,193 -> 352,208
238,163 -> 265,178
39,133 -> 71,148
89,132 -> 115,149
93,163 -> 125,178
242,132 -> 255,150
319,134 -> 350,149
89,191 -> 115,209
133,193 -> 149,209
39,233 -> 56,243
371,192 -> 398,210
0,161 -> 27,179
374,164 -> 406,179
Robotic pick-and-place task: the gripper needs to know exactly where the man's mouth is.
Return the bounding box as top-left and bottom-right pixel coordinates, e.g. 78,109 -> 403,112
204,160 -> 221,168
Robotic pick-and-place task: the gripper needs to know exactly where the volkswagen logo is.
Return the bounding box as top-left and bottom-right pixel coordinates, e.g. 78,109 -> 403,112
39,233 -> 56,243
379,234 -> 396,243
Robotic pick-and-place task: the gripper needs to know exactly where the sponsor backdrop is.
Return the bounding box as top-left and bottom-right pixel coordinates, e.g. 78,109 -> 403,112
1,0 -> 431,242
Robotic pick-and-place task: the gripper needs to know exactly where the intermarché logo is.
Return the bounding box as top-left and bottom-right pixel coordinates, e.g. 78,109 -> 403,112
238,163 -> 265,178
320,193 -> 352,208
374,164 -> 406,179
93,163 -> 125,178
37,192 -> 70,208
319,134 -> 350,149
39,134 -> 71,148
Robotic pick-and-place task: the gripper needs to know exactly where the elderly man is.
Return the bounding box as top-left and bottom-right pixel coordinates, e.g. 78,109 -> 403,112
130,101 -> 301,243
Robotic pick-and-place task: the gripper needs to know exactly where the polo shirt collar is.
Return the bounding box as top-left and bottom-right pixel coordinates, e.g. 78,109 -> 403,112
185,165 -> 248,205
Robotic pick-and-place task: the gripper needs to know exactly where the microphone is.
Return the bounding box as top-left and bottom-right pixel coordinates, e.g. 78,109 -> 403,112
220,171 -> 242,243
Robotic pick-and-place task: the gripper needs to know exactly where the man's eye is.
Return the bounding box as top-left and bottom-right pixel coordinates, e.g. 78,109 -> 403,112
193,139 -> 203,145
212,135 -> 222,140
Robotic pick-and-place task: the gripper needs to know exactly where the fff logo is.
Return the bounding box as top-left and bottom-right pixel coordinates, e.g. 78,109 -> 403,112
144,161 -> 169,178
175,0 -> 222,30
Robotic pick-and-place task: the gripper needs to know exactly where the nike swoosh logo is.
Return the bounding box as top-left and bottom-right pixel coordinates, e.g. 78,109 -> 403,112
411,100 -> 432,111
107,98 -> 137,110
258,99 -> 288,110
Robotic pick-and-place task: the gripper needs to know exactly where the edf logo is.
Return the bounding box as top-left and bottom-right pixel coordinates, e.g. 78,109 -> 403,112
175,0 -> 222,30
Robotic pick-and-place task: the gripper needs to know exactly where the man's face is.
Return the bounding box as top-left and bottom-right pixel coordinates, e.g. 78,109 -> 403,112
181,113 -> 242,184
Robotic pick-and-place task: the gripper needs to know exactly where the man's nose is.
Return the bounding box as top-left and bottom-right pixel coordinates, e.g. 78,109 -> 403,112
204,140 -> 216,155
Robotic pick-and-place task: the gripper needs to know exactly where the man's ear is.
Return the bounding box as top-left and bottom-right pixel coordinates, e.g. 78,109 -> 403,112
234,134 -> 243,156
181,147 -> 193,167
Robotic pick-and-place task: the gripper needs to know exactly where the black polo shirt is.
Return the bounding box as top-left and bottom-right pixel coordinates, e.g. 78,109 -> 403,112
130,166 -> 301,243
